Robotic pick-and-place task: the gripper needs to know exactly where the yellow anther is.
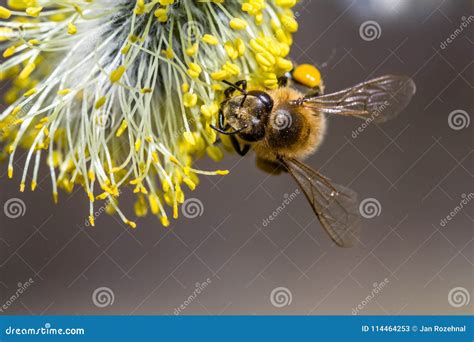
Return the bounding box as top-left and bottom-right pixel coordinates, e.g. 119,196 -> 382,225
87,191 -> 95,202
276,0 -> 297,7
185,43 -> 198,56
125,219 -> 137,229
3,46 -> 16,58
57,89 -> 71,96
235,38 -> 246,56
0,6 -> 12,19
89,216 -> 95,227
230,18 -> 248,30
94,96 -> 106,109
67,22 -> 77,35
215,170 -> 230,175
19,62 -> 35,80
135,138 -> 141,152
222,62 -> 240,76
277,57 -> 293,72
154,8 -> 167,22
162,47 -> 174,59
280,14 -> 298,32
182,177 -> 195,191
206,145 -> 223,162
202,34 -> 219,45
116,120 -> 128,137
183,132 -> 195,145
224,41 -> 238,59
210,70 -> 229,81
148,194 -> 160,215
110,66 -> 126,83
187,62 -> 202,78
160,215 -> 170,227
25,7 -> 42,17
23,88 -> 37,97
183,92 -> 197,107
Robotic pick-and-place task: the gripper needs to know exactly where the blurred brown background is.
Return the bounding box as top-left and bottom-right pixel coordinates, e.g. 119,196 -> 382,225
1,0 -> 473,315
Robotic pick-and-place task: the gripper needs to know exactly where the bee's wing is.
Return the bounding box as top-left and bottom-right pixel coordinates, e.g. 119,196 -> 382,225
279,157 -> 361,247
298,75 -> 416,123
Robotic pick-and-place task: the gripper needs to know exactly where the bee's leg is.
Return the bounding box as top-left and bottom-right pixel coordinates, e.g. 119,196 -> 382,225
277,75 -> 289,87
303,86 -> 323,99
230,135 -> 250,156
235,80 -> 247,91
217,109 -> 229,130
256,157 -> 285,175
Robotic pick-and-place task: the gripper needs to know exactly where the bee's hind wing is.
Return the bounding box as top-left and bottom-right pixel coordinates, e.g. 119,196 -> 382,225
279,157 -> 361,247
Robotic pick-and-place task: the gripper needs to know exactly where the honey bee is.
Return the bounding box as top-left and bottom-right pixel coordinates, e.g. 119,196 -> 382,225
211,64 -> 416,247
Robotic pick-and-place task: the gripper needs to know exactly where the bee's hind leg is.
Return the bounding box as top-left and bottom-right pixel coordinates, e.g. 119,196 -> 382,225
230,135 -> 250,156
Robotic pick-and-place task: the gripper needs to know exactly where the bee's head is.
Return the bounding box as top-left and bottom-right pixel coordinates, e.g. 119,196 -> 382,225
221,90 -> 274,142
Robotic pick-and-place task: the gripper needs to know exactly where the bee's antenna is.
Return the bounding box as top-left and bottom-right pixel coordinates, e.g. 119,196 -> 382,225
222,80 -> 247,94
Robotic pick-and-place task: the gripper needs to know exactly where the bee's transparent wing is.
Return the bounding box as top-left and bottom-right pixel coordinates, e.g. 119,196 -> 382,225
298,75 -> 416,123
280,157 -> 361,247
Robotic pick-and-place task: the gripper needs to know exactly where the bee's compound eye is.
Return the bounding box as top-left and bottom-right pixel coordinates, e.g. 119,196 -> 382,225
292,64 -> 321,88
